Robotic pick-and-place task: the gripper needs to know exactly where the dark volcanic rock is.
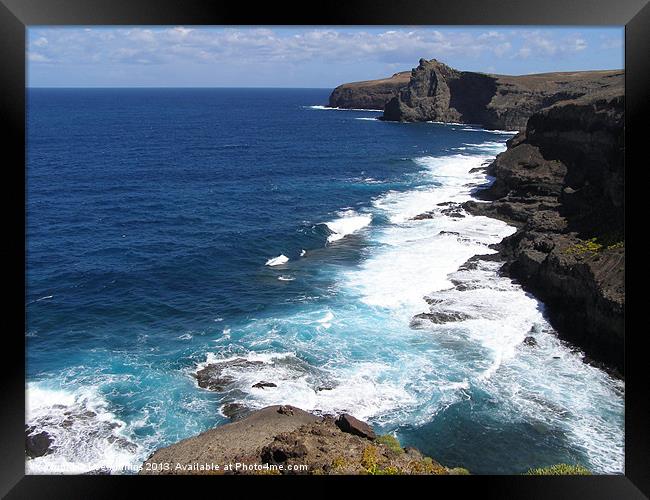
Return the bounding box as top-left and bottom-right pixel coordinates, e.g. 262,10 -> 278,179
410,311 -> 471,328
465,88 -> 624,373
25,427 -> 53,458
329,71 -> 410,110
195,358 -> 264,391
252,381 -> 277,389
379,58 -> 622,130
278,405 -> 295,416
261,434 -> 309,465
523,336 -> 538,347
221,403 -> 252,421
412,211 -> 435,220
335,413 -> 376,440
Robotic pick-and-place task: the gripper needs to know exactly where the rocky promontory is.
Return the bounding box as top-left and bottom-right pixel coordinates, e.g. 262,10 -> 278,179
464,86 -> 624,374
140,405 -> 466,475
330,59 -> 622,131
330,58 -> 624,374
328,71 -> 410,110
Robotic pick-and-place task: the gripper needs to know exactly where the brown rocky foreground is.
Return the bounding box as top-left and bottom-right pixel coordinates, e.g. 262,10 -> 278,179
140,405 -> 467,475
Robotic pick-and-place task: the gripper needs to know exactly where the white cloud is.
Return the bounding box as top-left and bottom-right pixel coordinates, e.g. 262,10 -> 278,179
514,31 -> 589,60
27,27 -> 614,73
28,51 -> 52,62
26,27 -> 523,67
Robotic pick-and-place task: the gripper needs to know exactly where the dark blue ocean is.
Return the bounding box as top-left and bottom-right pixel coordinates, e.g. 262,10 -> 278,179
26,88 -> 624,474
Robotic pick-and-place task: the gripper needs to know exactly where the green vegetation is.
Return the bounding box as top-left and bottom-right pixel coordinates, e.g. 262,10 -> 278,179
406,456 -> 448,475
525,464 -> 591,475
335,441 -> 466,476
563,237 -> 624,256
331,456 -> 347,470
361,445 -> 381,474
376,434 -> 404,454
563,237 -> 603,255
448,467 -> 471,475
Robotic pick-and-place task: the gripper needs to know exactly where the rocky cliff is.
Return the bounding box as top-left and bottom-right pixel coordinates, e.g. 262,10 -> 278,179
328,71 -> 411,110
331,59 -> 624,373
330,59 -> 622,131
464,86 -> 624,374
140,405 -> 465,475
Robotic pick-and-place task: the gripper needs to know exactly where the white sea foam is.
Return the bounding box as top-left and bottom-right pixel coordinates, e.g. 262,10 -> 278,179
426,120 -> 467,126
300,249 -> 306,257
355,117 -> 379,121
189,139 -> 624,473
265,254 -> 289,266
278,276 -> 295,281
25,382 -> 147,474
305,105 -> 383,112
325,210 -> 372,243
460,127 -> 519,134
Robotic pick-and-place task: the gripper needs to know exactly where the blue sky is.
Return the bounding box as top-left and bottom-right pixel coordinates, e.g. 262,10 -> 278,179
27,26 -> 624,88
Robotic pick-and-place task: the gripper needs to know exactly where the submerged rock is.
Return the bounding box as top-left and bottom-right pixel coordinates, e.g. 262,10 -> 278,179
523,336 -> 538,347
220,403 -> 252,421
195,358 -> 264,392
25,427 -> 53,458
252,381 -> 277,389
410,311 -> 471,328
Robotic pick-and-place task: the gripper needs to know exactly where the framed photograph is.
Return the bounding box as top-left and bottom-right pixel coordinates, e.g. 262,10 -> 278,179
1,0 -> 646,497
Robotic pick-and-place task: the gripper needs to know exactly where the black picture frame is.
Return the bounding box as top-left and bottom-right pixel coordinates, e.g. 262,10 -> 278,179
1,0 -> 647,497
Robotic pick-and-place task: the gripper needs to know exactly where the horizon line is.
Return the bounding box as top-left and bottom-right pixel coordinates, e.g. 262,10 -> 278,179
26,86 -> 335,90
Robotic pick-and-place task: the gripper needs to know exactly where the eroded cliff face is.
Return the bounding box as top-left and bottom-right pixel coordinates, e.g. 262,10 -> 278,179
465,89 -> 624,374
380,59 -> 623,131
328,71 -> 411,110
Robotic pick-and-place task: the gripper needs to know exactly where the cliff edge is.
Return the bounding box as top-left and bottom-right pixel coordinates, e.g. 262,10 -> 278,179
464,89 -> 624,374
330,59 -> 622,132
328,71 -> 411,110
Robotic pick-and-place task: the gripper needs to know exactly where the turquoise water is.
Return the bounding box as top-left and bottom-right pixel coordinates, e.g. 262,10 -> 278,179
26,88 -> 624,474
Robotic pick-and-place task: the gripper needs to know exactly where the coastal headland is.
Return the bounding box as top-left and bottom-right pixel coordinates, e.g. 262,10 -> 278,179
333,58 -> 624,375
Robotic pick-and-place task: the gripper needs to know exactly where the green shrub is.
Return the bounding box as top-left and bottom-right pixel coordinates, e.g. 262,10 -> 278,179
563,238 -> 603,255
563,238 -> 624,256
376,434 -> 404,454
525,464 -> 591,475
407,456 -> 448,475
448,467 -> 471,475
375,465 -> 401,475
606,241 -> 624,250
361,445 -> 380,474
